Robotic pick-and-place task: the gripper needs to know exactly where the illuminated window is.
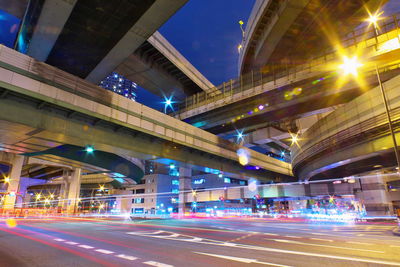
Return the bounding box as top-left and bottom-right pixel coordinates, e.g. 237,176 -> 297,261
172,189 -> 179,194
224,178 -> 231,183
172,180 -> 179,185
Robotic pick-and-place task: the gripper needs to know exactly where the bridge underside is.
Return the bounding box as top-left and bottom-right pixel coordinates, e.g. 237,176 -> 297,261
0,86 -> 293,182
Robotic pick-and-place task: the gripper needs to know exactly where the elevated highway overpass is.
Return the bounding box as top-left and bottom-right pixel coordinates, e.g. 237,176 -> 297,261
239,0 -> 386,75
292,73 -> 400,181
0,45 -> 292,182
174,14 -> 400,138
11,0 -> 214,99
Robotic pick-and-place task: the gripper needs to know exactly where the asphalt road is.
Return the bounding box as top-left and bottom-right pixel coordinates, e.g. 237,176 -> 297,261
0,217 -> 399,267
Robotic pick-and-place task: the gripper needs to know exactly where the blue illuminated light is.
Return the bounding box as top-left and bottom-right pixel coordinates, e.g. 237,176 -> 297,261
193,178 -> 205,184
85,145 -> 94,153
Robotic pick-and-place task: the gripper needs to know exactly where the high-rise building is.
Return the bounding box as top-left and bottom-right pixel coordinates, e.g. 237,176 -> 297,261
99,72 -> 137,101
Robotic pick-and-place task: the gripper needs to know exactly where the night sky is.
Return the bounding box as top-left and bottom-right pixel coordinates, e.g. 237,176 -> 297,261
137,0 -> 255,110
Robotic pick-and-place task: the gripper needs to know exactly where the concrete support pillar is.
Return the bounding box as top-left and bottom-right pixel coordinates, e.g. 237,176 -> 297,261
356,173 -> 393,216
3,155 -> 24,210
58,174 -> 69,209
66,168 -> 81,215
178,167 -> 192,215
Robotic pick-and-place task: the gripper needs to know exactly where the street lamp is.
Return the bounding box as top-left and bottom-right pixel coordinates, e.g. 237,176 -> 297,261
366,10 -> 384,35
163,96 -> 174,114
339,49 -> 400,173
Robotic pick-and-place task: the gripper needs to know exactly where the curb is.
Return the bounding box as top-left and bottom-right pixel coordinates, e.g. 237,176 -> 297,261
393,227 -> 400,236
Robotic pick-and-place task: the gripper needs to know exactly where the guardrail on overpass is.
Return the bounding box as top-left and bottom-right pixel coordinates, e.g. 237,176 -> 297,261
175,13 -> 400,120
0,45 -> 292,178
291,73 -> 400,179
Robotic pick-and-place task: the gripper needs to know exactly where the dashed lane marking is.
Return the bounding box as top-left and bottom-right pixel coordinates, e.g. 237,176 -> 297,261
270,239 -> 384,253
65,241 -> 79,245
264,233 -> 279,236
54,238 -> 65,242
116,254 -> 138,261
143,260 -> 174,267
346,241 -> 372,246
310,238 -> 333,242
228,232 -> 258,243
311,233 -> 329,236
194,252 -> 293,267
95,249 -> 114,254
78,245 -> 94,249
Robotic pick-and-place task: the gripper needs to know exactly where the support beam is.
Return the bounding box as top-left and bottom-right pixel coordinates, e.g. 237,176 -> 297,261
27,0 -> 77,61
178,167 -> 191,215
3,155 -> 24,210
66,168 -> 81,214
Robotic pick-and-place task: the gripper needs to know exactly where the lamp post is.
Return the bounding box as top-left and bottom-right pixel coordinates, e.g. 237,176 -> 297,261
375,65 -> 400,172
367,11 -> 400,173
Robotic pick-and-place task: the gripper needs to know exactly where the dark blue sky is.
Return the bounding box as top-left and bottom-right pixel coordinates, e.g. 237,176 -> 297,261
137,0 -> 255,110
159,0 -> 255,85
0,10 -> 20,48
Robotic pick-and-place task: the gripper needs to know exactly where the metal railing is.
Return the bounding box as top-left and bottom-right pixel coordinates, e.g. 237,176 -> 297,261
291,68 -> 400,168
176,13 -> 400,114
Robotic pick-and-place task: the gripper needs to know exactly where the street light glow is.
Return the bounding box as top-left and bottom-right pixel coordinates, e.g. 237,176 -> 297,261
366,11 -> 384,27
339,56 -> 362,76
4,176 -> 10,183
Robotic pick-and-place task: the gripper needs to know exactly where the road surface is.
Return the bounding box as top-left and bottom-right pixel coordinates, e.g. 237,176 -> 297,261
0,217 -> 399,266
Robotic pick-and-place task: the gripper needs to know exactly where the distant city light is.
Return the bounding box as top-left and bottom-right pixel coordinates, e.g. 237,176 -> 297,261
4,176 -> 10,183
163,96 -> 174,113
258,105 -> 264,110
237,148 -> 249,166
169,163 -> 175,169
236,130 -> 245,143
290,132 -> 300,147
85,145 -> 94,153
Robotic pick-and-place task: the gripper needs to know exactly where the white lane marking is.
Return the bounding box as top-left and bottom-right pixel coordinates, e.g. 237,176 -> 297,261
95,249 -> 114,254
285,236 -> 300,239
143,260 -> 174,267
78,245 -> 94,249
346,241 -> 372,246
54,238 -> 65,242
223,242 -> 237,246
127,231 -> 164,236
310,238 -> 333,242
311,233 -> 329,236
116,254 -> 138,261
271,239 -> 383,253
65,241 -> 79,245
194,252 -> 292,267
264,233 -> 279,236
126,231 -> 400,265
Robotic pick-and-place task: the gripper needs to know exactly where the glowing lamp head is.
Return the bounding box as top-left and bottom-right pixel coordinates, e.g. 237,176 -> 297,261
165,99 -> 172,106
50,193 -> 54,199
239,20 -> 244,25
99,185 -> 105,191
339,56 -> 362,76
367,11 -> 383,27
4,176 -> 10,183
